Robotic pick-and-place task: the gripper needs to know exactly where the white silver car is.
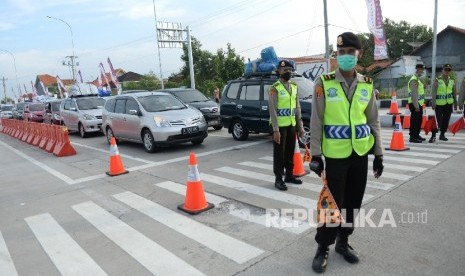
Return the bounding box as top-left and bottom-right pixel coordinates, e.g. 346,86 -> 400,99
60,96 -> 106,137
0,104 -> 14,119
102,91 -> 208,153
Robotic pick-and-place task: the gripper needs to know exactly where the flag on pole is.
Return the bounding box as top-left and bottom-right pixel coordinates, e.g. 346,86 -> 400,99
24,84 -> 28,96
30,81 -> 37,97
107,57 -> 119,85
77,70 -> 84,83
56,75 -> 67,98
39,80 -> 49,96
365,0 -> 389,60
448,117 -> 465,135
423,115 -> 438,135
317,172 -> 344,225
18,84 -> 22,98
99,62 -> 110,87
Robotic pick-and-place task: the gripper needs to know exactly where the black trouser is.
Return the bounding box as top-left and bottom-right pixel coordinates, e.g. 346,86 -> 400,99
409,104 -> 423,139
433,103 -> 453,136
315,152 -> 368,246
273,126 -> 296,178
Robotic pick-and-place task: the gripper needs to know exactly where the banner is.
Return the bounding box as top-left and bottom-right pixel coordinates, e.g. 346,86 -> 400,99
107,57 -> 119,85
56,75 -> 67,98
99,62 -> 110,87
77,70 -> 84,83
366,0 -> 389,60
30,81 -> 37,97
39,80 -> 49,96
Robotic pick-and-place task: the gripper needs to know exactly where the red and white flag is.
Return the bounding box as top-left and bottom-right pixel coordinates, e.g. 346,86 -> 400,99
97,74 -> 102,88
366,0 -> 389,60
107,57 -> 119,85
30,81 -> 37,97
39,80 -> 49,96
99,62 -> 110,86
56,75 -> 67,98
24,84 -> 28,95
77,70 -> 84,83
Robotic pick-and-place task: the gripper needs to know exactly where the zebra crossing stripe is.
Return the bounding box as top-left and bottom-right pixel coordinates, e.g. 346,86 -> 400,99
383,150 -> 451,159
370,162 -> 427,172
72,201 -> 205,276
367,181 -> 394,190
381,139 -> 465,149
375,171 -> 411,181
113,191 -> 264,264
203,171 -> 317,209
407,146 -> 461,153
156,181 -> 227,205
155,181 -> 312,234
24,213 -> 107,276
0,231 -> 18,276
382,155 -> 439,165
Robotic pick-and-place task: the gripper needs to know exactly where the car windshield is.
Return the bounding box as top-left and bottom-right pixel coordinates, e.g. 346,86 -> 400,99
51,102 -> 61,111
292,77 -> 314,99
29,104 -> 45,111
138,95 -> 186,112
171,90 -> 208,103
76,98 -> 105,110
1,105 -> 13,111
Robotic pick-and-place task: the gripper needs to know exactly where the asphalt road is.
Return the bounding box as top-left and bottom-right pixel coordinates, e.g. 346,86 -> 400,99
1,125 -> 464,275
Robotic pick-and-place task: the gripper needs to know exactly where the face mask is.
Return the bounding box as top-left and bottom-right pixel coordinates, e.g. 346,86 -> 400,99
281,72 -> 291,81
337,54 -> 358,71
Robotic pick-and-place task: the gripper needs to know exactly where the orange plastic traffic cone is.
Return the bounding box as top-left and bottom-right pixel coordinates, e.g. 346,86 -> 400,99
178,152 -> 214,215
387,90 -> 400,115
106,137 -> 129,176
421,104 -> 427,129
293,135 -> 309,177
403,104 -> 411,129
385,115 -> 410,151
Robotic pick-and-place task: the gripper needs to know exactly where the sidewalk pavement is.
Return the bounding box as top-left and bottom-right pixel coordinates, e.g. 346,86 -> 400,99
239,146 -> 465,275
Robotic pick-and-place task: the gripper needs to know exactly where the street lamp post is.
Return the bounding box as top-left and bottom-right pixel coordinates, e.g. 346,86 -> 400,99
0,49 -> 19,102
46,16 -> 76,82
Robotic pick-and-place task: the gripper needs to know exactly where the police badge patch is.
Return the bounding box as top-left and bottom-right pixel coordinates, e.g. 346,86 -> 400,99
361,89 -> 368,97
327,88 -> 338,97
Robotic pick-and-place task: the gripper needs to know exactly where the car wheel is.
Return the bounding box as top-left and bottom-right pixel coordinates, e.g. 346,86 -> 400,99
79,123 -> 87,138
142,129 -> 157,153
213,125 -> 223,130
106,127 -> 118,144
298,124 -> 311,148
231,119 -> 249,141
192,139 -> 204,145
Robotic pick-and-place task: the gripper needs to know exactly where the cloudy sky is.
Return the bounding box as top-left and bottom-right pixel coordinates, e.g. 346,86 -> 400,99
0,0 -> 464,99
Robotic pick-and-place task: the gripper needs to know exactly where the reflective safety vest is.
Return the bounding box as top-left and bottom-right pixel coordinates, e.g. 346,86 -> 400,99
271,81 -> 297,127
408,75 -> 425,106
435,76 -> 454,105
321,73 -> 375,158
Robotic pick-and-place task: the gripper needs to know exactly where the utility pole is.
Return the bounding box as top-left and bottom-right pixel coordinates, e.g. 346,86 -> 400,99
2,76 -> 7,104
186,26 -> 195,89
323,0 -> 330,73
152,0 -> 164,89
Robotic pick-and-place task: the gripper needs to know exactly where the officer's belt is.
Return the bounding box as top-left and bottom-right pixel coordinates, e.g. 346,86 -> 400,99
324,124 -> 371,139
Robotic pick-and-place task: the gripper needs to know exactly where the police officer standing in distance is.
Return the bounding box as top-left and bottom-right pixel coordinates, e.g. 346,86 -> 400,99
430,64 -> 457,142
268,60 -> 304,191
309,32 -> 384,273
408,64 -> 426,143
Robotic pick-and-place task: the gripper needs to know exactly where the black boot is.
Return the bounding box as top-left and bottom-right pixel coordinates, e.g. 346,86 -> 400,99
439,133 -> 448,141
428,136 -> 436,143
274,177 -> 287,191
312,245 -> 329,273
284,175 -> 302,184
335,236 -> 359,264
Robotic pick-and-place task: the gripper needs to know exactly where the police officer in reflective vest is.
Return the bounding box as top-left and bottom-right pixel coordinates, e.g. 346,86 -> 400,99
268,60 -> 304,191
309,32 -> 384,273
430,64 -> 457,142
407,64 -> 426,143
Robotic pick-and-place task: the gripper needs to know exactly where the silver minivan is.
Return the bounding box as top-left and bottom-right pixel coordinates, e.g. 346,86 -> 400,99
102,91 -> 208,153
60,96 -> 106,137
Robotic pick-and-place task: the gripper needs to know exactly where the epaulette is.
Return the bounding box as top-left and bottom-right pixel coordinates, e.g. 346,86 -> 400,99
364,76 -> 373,84
437,75 -> 443,79
272,82 -> 280,88
289,80 -> 297,86
322,73 -> 336,80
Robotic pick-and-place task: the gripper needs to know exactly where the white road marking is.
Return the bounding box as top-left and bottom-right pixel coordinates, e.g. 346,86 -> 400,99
382,150 -> 451,159
155,181 -> 312,234
382,139 -> 465,149
24,213 -> 107,276
0,230 -> 18,276
155,181 -> 227,206
113,191 -> 264,264
72,201 -> 205,276
202,172 -> 317,209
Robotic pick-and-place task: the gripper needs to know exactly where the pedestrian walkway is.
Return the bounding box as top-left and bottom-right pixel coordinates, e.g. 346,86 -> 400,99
1,130 -> 464,275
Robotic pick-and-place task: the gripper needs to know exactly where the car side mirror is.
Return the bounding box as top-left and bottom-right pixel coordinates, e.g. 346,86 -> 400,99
129,109 -> 141,116
69,107 -> 77,111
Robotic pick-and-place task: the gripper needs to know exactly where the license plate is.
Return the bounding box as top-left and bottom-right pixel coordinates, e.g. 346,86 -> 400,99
208,120 -> 219,126
182,126 -> 199,134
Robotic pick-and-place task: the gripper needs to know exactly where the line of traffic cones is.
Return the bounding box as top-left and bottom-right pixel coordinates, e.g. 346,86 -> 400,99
178,152 -> 214,215
106,137 -> 129,176
385,114 -> 410,151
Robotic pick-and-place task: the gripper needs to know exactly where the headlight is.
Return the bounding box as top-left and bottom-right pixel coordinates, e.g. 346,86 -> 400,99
199,116 -> 206,123
84,114 -> 96,120
153,116 -> 171,127
53,114 -> 61,120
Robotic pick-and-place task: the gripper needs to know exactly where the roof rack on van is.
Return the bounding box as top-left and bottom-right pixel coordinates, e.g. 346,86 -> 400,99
69,93 -> 99,98
239,72 -> 304,80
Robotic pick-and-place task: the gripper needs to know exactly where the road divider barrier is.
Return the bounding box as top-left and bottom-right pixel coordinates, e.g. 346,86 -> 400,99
0,119 -> 76,157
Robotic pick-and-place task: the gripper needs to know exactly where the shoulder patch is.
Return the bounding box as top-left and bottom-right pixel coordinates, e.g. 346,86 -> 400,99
289,80 -> 297,86
364,76 -> 373,84
272,82 -> 280,88
322,73 -> 335,81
